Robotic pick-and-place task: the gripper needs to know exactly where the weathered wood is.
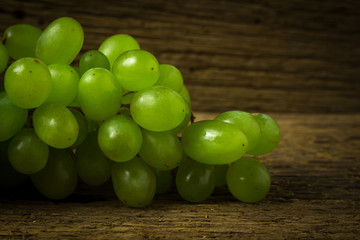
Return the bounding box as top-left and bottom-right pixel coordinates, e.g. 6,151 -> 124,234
0,0 -> 359,113
1,113 -> 359,239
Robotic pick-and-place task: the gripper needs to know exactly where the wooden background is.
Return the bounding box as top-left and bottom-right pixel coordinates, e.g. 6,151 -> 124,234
0,0 -> 360,239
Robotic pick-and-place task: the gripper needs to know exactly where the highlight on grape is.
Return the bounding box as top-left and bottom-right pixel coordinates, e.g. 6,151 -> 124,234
0,17 -> 281,206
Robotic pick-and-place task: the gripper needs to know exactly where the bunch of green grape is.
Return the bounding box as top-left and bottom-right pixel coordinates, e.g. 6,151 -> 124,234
0,17 -> 281,207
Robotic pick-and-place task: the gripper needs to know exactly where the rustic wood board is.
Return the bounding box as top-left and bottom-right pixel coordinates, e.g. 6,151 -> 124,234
1,113 -> 359,239
0,0 -> 360,113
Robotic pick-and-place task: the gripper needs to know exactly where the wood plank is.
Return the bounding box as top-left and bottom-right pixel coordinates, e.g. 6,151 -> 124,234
0,0 -> 359,113
1,113 -> 359,239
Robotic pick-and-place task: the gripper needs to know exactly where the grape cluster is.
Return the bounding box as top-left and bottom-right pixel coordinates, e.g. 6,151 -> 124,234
0,17 -> 281,207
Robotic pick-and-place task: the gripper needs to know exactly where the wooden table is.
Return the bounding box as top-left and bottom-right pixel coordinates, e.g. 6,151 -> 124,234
1,112 -> 359,239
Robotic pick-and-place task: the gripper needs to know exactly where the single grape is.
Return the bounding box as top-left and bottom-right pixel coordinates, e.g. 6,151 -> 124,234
214,111 -> 261,152
78,68 -> 122,121
154,64 -> 184,93
31,148 -> 78,200
8,128 -> 49,175
176,157 -> 215,203
33,102 -> 79,149
153,168 -> 173,194
86,116 -> 100,133
178,85 -> 191,105
0,140 -> 27,189
79,50 -> 110,75
214,164 -> 229,187
35,17 -> 84,65
0,43 -> 9,74
98,114 -> 142,162
130,86 -> 187,132
167,100 -> 191,134
4,57 -> 52,109
139,129 -> 183,170
247,113 -> 281,156
112,49 -> 159,91
46,64 -> 79,106
227,157 -> 271,203
0,92 -> 28,141
75,132 -> 112,186
181,120 -> 248,165
121,92 -> 135,105
98,34 -> 140,68
4,24 -> 42,59
69,108 -> 88,148
112,156 -> 156,208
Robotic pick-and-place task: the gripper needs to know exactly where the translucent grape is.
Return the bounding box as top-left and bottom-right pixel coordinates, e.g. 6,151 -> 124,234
247,113 -> 281,156
75,132 -> 112,186
214,164 -> 229,187
98,114 -> 142,162
181,120 -> 248,165
31,148 -> 78,200
154,64 -> 184,92
4,24 -> 42,59
153,168 -> 173,194
46,64 -> 79,106
0,92 -> 28,141
179,85 -> 191,105
33,102 -> 79,149
69,108 -> 88,148
167,101 -> 191,134
130,86 -> 187,132
121,92 -> 135,105
139,129 -> 183,170
176,157 -> 215,203
0,140 -> 27,189
227,157 -> 271,203
35,17 -> 84,65
215,111 -> 261,152
8,128 -> 49,175
4,57 -> 52,109
78,68 -> 122,121
112,156 -> 156,208
112,50 -> 159,91
0,43 -> 9,74
79,50 -> 110,75
98,34 -> 140,68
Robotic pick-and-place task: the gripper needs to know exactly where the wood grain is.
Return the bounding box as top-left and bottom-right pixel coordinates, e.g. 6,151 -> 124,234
0,0 -> 359,113
1,112 -> 360,239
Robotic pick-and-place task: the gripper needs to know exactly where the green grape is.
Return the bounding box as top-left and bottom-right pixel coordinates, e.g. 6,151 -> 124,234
0,140 -> 27,189
72,66 -> 81,77
98,34 -> 140,68
181,120 -> 248,165
112,156 -> 156,208
167,100 -> 191,134
139,129 -> 183,170
75,132 -> 112,186
35,17 -> 84,65
68,95 -> 80,107
154,64 -> 184,93
130,86 -> 187,132
46,64 -> 79,106
214,164 -> 229,187
69,108 -> 88,148
215,111 -> 261,152
153,168 -> 172,194
33,102 -> 79,149
247,113 -> 281,156
118,107 -> 131,116
98,114 -> 142,162
78,68 -> 122,121
8,128 -> 49,174
86,116 -> 100,133
79,50 -> 110,75
4,24 -> 42,59
176,157 -> 215,203
112,50 -> 159,91
227,157 -> 271,203
4,57 -> 52,109
0,43 -> 9,74
179,85 -> 191,105
121,92 -> 135,105
31,148 -> 78,200
0,92 -> 28,141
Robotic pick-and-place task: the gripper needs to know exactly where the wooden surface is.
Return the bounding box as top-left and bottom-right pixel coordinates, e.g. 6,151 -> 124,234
1,112 -> 360,239
0,0 -> 360,113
